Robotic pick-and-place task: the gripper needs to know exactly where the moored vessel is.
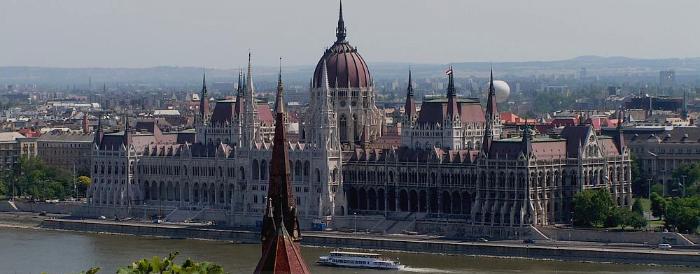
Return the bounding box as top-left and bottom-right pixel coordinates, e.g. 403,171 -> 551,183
317,251 -> 404,270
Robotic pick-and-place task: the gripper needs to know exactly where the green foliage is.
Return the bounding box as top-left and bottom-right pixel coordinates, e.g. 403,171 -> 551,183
671,163 -> 700,196
573,189 -> 614,227
0,177 -> 7,196
664,196 -> 700,233
12,157 -> 75,200
628,212 -> 648,230
650,184 -> 664,196
630,156 -> 647,196
632,198 -> 644,215
77,176 -> 91,197
605,207 -> 630,229
115,252 -> 225,274
650,192 -> 667,219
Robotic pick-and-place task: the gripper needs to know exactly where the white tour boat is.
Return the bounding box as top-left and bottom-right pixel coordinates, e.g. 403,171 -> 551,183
317,251 -> 404,270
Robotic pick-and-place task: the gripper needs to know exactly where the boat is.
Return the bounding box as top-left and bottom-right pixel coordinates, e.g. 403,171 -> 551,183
317,251 -> 404,270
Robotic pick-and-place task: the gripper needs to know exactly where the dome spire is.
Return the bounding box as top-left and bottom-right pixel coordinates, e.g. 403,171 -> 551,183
336,0 -> 347,42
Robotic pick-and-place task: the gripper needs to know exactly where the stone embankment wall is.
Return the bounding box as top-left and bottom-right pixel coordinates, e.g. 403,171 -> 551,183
42,219 -> 700,267
0,201 -> 82,214
538,226 -> 697,246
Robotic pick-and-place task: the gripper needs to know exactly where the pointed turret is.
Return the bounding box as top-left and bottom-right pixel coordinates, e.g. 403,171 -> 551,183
93,113 -> 103,147
82,112 -> 89,134
614,107 -> 625,153
320,59 -> 332,112
404,69 -> 416,122
521,122 -> 532,157
199,73 -> 210,120
446,66 -> 458,120
246,53 -> 256,107
275,58 -> 285,114
482,68 -> 496,153
336,0 -> 347,42
682,88 -> 689,120
234,69 -> 244,118
123,115 -> 129,148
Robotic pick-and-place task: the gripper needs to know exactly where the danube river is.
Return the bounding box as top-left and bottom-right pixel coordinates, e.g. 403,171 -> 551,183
0,227 -> 697,274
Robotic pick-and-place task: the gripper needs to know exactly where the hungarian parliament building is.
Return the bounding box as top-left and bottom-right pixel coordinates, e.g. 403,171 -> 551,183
87,3 -> 632,232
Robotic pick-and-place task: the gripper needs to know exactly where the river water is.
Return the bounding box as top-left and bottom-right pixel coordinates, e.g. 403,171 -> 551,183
0,227 -> 697,274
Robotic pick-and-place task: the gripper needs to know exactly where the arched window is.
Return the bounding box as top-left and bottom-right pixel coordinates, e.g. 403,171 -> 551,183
315,168 -> 321,183
260,160 -> 268,180
332,168 -> 338,182
252,160 -> 259,180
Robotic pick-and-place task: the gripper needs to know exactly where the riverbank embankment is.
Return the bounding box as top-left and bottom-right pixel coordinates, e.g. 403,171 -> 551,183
38,218 -> 700,268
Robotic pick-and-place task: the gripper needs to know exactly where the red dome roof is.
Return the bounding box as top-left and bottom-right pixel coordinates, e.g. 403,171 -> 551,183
313,42 -> 371,89
312,1 -> 371,89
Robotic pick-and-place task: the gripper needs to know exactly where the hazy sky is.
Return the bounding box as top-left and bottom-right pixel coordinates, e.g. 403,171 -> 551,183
2,0 -> 699,68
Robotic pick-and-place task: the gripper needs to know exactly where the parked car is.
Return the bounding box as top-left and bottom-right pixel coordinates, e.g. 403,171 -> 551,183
658,243 -> 672,250
477,238 -> 489,242
523,239 -> 536,244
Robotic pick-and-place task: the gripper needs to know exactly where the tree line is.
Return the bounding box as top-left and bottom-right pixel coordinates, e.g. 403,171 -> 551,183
0,157 -> 91,200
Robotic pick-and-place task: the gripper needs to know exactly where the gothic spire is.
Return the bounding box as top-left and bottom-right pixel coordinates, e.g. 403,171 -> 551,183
404,68 -> 416,121
336,0 -> 347,42
522,122 -> 532,157
682,88 -> 689,120
199,73 -> 209,119
261,76 -> 301,248
320,59 -> 332,111
482,67 -> 496,153
275,58 -> 285,114
94,112 -> 103,147
123,115 -> 129,147
446,65 -> 458,119
245,52 -> 256,109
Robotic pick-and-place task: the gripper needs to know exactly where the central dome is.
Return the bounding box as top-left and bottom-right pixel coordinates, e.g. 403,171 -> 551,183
312,1 -> 371,89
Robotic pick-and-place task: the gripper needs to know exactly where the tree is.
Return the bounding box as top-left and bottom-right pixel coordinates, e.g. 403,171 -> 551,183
573,189 -> 614,227
664,196 -> 700,233
628,212 -> 648,230
650,192 -> 667,219
77,176 -> 91,197
605,207 -> 631,229
672,163 -> 700,196
631,198 -> 644,216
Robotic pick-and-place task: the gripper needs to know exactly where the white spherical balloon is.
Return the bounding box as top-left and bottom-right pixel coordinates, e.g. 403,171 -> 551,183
483,80 -> 511,103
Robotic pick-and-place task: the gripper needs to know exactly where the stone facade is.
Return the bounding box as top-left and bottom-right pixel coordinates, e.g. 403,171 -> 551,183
37,132 -> 93,174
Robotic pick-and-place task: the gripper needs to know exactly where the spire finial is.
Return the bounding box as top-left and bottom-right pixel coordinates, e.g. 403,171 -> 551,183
336,0 -> 347,42
275,58 -> 285,114
407,67 -> 413,96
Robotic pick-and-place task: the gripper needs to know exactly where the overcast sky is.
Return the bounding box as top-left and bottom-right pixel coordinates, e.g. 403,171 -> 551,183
2,0 -> 699,68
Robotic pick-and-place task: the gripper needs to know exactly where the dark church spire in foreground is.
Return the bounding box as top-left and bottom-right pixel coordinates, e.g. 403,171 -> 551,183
254,69 -> 310,274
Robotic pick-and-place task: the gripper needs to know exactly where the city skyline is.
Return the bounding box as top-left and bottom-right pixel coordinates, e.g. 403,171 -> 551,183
2,0 -> 700,68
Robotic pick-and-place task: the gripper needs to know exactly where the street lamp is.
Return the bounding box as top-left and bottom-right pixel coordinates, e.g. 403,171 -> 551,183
680,175 -> 687,197
647,151 -> 661,195
353,212 -> 357,233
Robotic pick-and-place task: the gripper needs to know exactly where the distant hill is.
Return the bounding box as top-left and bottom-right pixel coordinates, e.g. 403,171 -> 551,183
2,56 -> 700,87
